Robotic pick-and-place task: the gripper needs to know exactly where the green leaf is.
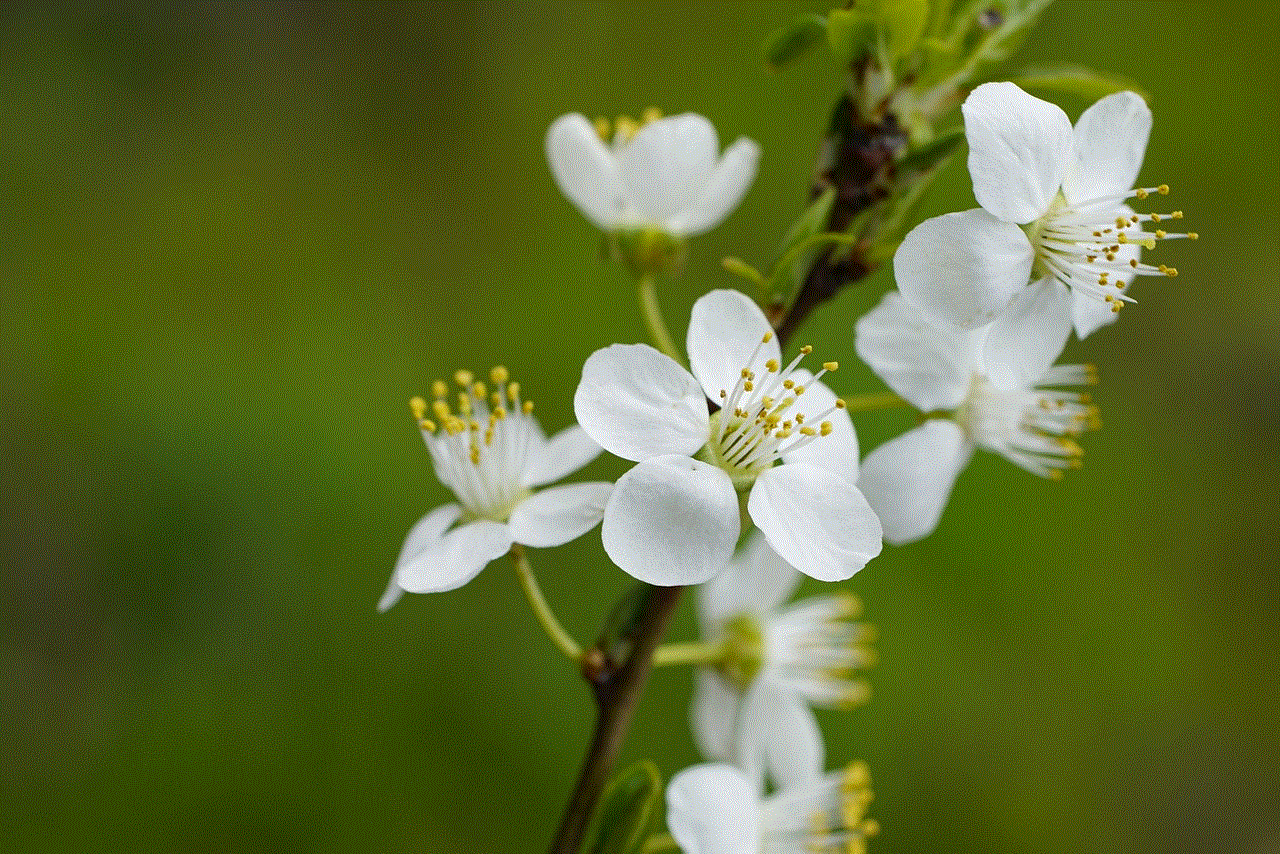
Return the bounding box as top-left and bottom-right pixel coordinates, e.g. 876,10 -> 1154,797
827,8 -> 876,66
895,126 -> 965,176
1012,65 -> 1148,103
877,0 -> 930,60
763,13 -> 828,70
578,761 -> 663,854
762,186 -> 836,310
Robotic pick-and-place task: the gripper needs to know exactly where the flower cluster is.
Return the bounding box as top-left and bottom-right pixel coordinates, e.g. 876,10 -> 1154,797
380,75 -> 1187,854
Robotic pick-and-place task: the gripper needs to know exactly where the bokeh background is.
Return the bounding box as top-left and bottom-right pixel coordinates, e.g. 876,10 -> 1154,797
3,2 -> 1277,852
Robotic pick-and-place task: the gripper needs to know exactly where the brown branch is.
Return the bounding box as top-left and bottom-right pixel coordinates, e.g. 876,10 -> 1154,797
548,584 -> 684,854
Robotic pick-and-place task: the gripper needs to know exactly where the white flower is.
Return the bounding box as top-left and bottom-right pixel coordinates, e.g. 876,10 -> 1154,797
894,83 -> 1194,372
574,289 -> 882,586
379,367 -> 612,611
666,762 -> 878,854
855,291 -> 1100,544
692,532 -> 875,792
546,111 -> 760,237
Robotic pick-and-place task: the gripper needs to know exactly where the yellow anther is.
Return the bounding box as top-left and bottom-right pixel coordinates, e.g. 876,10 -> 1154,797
1188,232 -> 1199,240
1086,255 -> 1097,263
593,116 -> 610,141
493,406 -> 506,420
1135,188 -> 1148,199
1117,233 -> 1128,244
456,393 -> 472,414
469,444 -> 480,465
743,380 -> 754,391
1130,215 -> 1140,224
835,399 -> 847,409
1150,212 -> 1162,223
490,366 -> 509,385
1171,210 -> 1183,218
484,428 -> 493,445
432,399 -> 451,421
419,419 -> 436,433
1157,184 -> 1169,194
1165,267 -> 1178,277
1115,216 -> 1128,229
765,359 -> 779,372
823,361 -> 839,371
410,396 -> 427,420
615,116 -> 639,140
862,819 -> 881,837
1130,258 -> 1138,268
795,412 -> 805,423
762,331 -> 774,343
454,369 -> 474,388
1155,229 -> 1166,239
741,368 -> 751,378
507,381 -> 521,404
490,391 -> 502,409
522,400 -> 534,414
794,385 -> 806,395
719,389 -> 727,399
800,345 -> 813,355
820,421 -> 833,436
1092,230 -> 1103,237
783,379 -> 795,389
761,396 -> 774,408
641,106 -> 663,124
431,380 -> 448,399
472,381 -> 487,399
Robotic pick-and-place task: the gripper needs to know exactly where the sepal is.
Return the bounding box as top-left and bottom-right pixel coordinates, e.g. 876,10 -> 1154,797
578,761 -> 663,854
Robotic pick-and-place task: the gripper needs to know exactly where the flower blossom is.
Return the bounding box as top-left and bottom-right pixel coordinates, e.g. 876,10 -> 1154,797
692,532 -> 875,791
574,289 -> 882,586
855,291 -> 1100,544
379,367 -> 612,611
546,110 -> 760,238
895,82 -> 1195,385
666,761 -> 878,854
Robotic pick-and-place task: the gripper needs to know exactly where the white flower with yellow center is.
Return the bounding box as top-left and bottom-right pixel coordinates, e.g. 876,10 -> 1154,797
666,761 -> 879,854
895,83 -> 1195,385
692,532 -> 875,791
855,291 -> 1100,544
546,110 -> 760,238
574,289 -> 882,586
379,368 -> 612,611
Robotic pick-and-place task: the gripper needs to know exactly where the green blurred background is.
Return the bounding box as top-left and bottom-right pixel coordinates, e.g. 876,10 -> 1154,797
3,2 -> 1276,852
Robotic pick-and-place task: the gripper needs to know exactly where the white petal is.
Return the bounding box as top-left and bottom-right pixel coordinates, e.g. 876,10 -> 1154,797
963,81 -> 1074,223
894,209 -> 1035,331
1063,91 -> 1152,204
602,456 -> 739,586
780,369 -> 860,485
396,518 -> 513,594
858,421 -> 971,545
545,113 -> 630,229
982,276 -> 1073,390
687,289 -> 778,402
666,764 -> 761,854
381,504 -> 464,609
523,424 -> 602,487
749,464 -> 883,583
507,481 -> 612,548
700,530 -> 800,628
738,679 -> 824,792
666,137 -> 761,236
854,290 -> 977,411
617,113 -> 718,224
691,669 -> 741,763
574,343 -> 709,462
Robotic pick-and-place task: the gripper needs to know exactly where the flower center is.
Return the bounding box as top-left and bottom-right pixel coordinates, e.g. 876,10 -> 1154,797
717,614 -> 765,691
699,334 -> 846,490
411,366 -> 537,521
954,365 -> 1100,479
1026,185 -> 1197,315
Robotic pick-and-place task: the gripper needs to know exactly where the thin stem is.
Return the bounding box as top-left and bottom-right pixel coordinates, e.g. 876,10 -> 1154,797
549,585 -> 684,854
512,544 -> 582,661
640,832 -> 679,853
651,641 -> 725,668
637,275 -> 681,362
841,391 -> 911,413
